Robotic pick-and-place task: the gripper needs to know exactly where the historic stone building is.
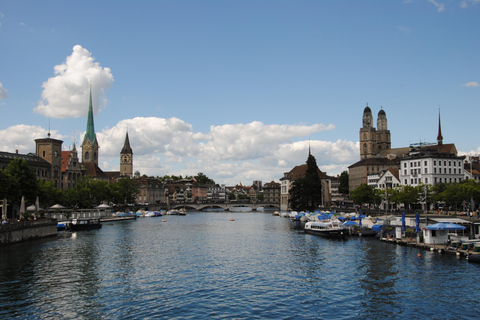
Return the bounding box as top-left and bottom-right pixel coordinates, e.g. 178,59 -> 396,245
35,135 -> 63,188
350,106 -> 462,192
263,181 -> 280,206
359,104 -> 391,159
60,144 -> 82,190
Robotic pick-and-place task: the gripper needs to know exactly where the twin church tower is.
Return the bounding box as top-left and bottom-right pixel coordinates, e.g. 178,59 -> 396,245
359,104 -> 391,159
81,85 -> 133,178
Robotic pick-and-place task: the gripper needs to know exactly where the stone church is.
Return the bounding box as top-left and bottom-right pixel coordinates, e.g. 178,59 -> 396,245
359,104 -> 391,159
33,85 -> 133,189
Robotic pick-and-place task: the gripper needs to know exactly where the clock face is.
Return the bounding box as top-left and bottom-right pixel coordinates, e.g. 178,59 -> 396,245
121,154 -> 131,163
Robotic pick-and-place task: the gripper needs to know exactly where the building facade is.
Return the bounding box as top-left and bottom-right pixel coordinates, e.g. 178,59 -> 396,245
399,145 -> 465,186
263,181 -> 280,206
35,135 -> 63,188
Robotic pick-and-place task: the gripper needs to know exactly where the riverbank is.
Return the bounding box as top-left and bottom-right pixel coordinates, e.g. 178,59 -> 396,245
0,219 -> 57,245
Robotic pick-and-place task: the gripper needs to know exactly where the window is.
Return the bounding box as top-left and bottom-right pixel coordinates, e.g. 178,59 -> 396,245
425,168 -> 428,174
449,161 -> 452,166
434,168 -> 436,173
434,160 -> 437,166
444,161 -> 446,166
404,163 -> 407,168
425,178 -> 428,184
404,170 -> 407,175
424,161 -> 427,166
405,179 -> 408,184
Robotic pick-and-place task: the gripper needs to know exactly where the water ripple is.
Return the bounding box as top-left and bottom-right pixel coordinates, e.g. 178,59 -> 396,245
2,212 -> 480,319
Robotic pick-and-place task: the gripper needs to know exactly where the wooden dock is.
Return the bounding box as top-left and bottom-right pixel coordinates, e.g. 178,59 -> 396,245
100,216 -> 136,223
379,237 -> 480,259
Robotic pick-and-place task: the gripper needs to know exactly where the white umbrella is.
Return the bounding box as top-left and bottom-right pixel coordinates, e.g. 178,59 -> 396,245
97,203 -> 111,209
20,196 -> 25,220
35,196 -> 40,219
1,198 -> 6,221
50,204 -> 65,209
27,205 -> 36,211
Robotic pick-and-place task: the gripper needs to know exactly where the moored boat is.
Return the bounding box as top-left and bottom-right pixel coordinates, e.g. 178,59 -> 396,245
304,220 -> 348,238
69,218 -> 102,231
467,253 -> 480,263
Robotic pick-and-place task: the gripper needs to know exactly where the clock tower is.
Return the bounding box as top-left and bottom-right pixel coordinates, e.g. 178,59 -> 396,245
120,131 -> 133,177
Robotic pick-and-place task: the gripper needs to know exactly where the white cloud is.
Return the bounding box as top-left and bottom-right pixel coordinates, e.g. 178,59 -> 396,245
0,125 -> 64,154
398,25 -> 414,35
0,82 -> 7,99
428,0 -> 445,12
34,45 -> 114,119
464,81 -> 480,87
2,117 -> 356,186
460,0 -> 480,8
95,118 -> 348,184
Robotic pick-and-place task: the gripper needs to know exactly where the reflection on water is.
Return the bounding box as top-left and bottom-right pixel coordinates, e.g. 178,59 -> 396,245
1,212 -> 480,319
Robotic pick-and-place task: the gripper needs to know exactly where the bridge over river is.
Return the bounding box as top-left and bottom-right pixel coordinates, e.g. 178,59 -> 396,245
150,203 -> 280,212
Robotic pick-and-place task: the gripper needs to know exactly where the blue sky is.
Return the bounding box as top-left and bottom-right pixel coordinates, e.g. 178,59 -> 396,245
0,0 -> 479,185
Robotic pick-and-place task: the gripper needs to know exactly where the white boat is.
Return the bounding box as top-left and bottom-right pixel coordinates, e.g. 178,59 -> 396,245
304,220 -> 348,238
144,211 -> 155,217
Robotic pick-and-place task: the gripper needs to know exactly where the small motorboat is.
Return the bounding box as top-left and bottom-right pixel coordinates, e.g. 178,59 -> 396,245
304,220 -> 348,239
69,218 -> 102,231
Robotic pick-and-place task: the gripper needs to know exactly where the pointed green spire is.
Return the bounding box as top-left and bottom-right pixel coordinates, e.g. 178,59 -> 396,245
84,84 -> 96,145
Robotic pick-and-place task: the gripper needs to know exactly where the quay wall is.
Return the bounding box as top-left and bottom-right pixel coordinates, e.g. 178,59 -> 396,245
0,219 -> 57,245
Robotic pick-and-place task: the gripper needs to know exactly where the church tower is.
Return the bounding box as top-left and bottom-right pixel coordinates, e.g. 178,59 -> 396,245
437,109 -> 443,146
82,85 -> 99,166
375,107 -> 391,154
359,104 -> 391,159
35,132 -> 63,188
120,131 -> 133,177
359,104 -> 376,159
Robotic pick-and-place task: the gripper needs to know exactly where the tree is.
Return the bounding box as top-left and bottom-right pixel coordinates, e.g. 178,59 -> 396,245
288,153 -> 322,211
4,158 -> 39,204
338,171 -> 349,195
0,170 -> 11,201
111,178 -> 139,205
349,183 -> 377,207
195,172 -> 215,185
38,179 -> 63,208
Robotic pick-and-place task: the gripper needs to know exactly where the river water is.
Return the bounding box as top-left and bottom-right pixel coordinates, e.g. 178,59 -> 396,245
1,211 -> 479,319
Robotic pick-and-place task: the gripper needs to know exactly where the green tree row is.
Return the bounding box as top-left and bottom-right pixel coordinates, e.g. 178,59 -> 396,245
1,158 -> 138,212
349,179 -> 480,212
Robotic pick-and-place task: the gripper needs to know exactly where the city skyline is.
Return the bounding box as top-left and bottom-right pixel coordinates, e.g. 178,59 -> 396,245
0,1 -> 479,185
